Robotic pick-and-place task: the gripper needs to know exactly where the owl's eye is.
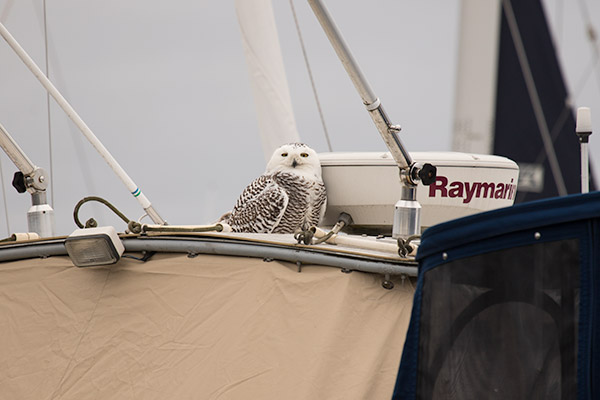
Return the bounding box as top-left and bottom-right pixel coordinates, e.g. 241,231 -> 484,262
281,152 -> 288,157
300,153 -> 309,158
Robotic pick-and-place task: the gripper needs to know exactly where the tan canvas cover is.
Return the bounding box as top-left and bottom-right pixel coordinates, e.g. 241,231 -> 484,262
0,253 -> 414,399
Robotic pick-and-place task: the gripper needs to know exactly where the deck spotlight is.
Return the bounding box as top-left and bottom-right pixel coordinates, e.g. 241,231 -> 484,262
65,226 -> 124,267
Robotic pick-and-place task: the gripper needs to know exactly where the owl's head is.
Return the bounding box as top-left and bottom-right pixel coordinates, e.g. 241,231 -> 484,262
266,143 -> 322,179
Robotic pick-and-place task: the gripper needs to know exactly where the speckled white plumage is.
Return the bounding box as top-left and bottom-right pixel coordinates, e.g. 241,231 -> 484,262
219,143 -> 327,233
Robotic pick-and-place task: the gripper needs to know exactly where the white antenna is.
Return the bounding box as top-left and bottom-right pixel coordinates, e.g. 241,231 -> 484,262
0,22 -> 166,225
576,107 -> 592,193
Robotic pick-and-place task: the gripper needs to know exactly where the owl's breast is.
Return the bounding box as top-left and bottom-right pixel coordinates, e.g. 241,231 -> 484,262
272,172 -> 326,233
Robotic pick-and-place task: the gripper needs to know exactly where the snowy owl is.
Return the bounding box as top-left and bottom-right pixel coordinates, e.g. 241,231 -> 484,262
219,143 -> 327,233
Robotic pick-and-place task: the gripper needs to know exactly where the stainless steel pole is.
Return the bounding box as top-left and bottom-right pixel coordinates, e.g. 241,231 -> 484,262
307,0 -> 413,169
0,122 -> 36,177
0,122 -> 55,237
307,0 -> 438,238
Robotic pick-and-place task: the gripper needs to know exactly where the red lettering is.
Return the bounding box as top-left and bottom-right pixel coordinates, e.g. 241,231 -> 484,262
448,181 -> 463,198
429,176 -> 448,197
428,176 -> 516,203
494,184 -> 505,199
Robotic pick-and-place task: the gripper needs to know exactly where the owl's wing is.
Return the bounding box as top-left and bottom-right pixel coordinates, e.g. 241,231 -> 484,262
226,175 -> 289,233
315,182 -> 327,225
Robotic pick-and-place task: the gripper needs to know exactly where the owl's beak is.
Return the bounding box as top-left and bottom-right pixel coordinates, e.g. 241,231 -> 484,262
292,159 -> 299,168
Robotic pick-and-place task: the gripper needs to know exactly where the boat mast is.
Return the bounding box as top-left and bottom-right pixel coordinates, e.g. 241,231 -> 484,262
0,22 -> 166,225
306,0 -> 436,238
452,0 -> 501,154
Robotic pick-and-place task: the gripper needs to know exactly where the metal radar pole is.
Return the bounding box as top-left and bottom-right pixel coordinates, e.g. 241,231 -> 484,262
307,0 -> 437,238
576,107 -> 592,194
0,122 -> 55,237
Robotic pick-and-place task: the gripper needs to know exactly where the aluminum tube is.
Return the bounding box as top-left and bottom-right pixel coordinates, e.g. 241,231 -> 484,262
0,121 -> 36,176
124,238 -> 418,276
393,184 -> 421,239
0,242 -> 66,261
27,204 -> 55,238
0,22 -> 165,225
0,238 -> 418,276
311,226 -> 410,256
368,107 -> 413,168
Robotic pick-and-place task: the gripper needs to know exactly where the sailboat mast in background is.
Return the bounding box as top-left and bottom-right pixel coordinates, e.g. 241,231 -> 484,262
452,0 -> 501,156
452,0 -> 596,203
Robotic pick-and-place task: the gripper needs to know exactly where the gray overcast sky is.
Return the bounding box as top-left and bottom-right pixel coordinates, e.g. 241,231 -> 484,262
0,0 -> 598,236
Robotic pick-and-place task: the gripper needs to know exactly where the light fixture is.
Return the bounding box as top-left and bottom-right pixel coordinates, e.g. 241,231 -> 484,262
65,226 -> 124,267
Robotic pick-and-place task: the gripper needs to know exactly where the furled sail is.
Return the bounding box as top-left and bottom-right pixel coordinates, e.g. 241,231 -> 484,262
235,0 -> 301,162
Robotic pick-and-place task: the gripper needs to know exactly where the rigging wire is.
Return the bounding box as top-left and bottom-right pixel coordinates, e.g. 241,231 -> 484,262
515,0 -> 599,202
502,0 -> 568,196
0,1 -> 13,236
42,0 -> 54,207
532,59 -> 598,177
0,158 -> 11,236
288,0 -> 333,152
536,0 -> 599,158
34,0 -> 101,221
